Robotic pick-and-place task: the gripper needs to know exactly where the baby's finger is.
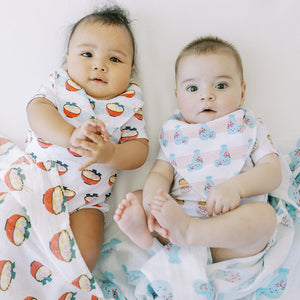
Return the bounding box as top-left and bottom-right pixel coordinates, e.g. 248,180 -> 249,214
83,130 -> 104,144
222,204 -> 230,214
155,226 -> 169,239
91,119 -> 110,141
214,202 -> 223,215
206,197 -> 215,217
71,137 -> 83,147
97,126 -> 110,141
78,158 -> 94,171
147,214 -> 155,232
149,205 -> 161,215
152,194 -> 168,205
70,146 -> 93,158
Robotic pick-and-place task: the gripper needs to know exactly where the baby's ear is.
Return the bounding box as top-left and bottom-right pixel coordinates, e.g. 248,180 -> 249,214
174,88 -> 178,98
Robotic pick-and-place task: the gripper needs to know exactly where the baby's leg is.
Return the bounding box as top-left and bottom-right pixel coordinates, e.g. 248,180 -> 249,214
151,190 -> 277,262
70,208 -> 104,272
209,202 -> 277,262
114,191 -> 153,249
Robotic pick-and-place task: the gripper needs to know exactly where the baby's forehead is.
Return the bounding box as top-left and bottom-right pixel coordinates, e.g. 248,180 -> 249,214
69,21 -> 132,47
178,49 -> 243,81
190,47 -> 237,62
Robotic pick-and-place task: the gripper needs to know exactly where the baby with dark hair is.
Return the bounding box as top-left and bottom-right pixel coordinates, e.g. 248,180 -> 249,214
26,5 -> 148,271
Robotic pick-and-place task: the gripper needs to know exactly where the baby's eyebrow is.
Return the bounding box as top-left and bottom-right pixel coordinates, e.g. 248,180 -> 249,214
215,75 -> 233,80
181,78 -> 196,84
109,49 -> 129,58
77,43 -> 96,49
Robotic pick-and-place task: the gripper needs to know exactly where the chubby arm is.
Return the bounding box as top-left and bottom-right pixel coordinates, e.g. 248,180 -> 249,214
28,97 -> 149,170
27,97 -> 75,148
206,153 -> 282,216
106,138 -> 149,170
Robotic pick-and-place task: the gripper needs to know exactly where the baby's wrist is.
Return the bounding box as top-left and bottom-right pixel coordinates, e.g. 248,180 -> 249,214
229,177 -> 244,199
69,127 -> 79,147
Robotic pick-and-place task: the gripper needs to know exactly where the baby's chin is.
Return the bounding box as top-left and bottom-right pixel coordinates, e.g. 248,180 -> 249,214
188,111 -> 218,124
87,88 -> 130,101
86,91 -> 114,101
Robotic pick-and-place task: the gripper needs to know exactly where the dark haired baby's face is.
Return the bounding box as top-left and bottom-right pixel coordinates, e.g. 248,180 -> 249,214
66,22 -> 134,100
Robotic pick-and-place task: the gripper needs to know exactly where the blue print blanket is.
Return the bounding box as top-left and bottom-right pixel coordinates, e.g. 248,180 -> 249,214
95,136 -> 300,300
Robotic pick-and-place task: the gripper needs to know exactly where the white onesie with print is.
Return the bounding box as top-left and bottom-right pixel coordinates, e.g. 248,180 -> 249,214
26,68 -> 148,214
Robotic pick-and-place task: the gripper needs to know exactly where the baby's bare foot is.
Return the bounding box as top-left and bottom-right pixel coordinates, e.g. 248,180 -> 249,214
150,190 -> 191,246
114,193 -> 153,249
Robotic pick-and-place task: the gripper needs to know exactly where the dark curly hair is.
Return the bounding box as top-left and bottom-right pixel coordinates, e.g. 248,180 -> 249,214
67,5 -> 135,65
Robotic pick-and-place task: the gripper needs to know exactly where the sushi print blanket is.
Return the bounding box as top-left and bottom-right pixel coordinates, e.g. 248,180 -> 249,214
0,136 -> 105,299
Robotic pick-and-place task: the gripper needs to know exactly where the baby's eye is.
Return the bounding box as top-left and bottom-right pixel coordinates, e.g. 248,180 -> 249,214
215,83 -> 228,89
82,52 -> 92,58
110,57 -> 121,63
187,85 -> 198,92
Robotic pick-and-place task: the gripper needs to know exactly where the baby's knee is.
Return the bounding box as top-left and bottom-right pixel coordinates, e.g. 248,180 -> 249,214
69,209 -> 104,272
257,202 -> 277,234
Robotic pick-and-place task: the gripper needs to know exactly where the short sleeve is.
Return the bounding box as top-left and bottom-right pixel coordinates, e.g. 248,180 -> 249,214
157,147 -> 168,161
30,72 -> 58,107
250,121 -> 279,163
119,107 -> 148,142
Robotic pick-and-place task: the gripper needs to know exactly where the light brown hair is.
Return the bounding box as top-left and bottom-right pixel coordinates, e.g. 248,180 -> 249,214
175,36 -> 244,82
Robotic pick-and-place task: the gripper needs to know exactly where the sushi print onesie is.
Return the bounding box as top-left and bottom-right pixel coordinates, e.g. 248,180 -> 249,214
25,68 -> 148,214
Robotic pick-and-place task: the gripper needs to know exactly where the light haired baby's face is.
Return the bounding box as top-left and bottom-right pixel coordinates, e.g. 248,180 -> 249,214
175,52 -> 246,124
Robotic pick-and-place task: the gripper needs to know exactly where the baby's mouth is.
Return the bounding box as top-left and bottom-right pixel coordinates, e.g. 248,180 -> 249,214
91,77 -> 107,84
201,108 -> 215,113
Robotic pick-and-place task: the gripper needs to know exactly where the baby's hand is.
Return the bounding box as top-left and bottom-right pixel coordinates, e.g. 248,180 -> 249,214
206,181 -> 241,217
70,119 -> 109,147
71,131 -> 114,170
70,119 -> 111,170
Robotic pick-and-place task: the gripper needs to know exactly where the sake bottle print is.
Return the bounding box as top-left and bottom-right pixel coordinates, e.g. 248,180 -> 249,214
188,150 -> 203,171
227,114 -> 243,134
256,268 -> 289,298
160,128 -> 168,147
170,111 -> 183,121
243,113 -> 256,128
169,153 -> 177,169
199,123 -> 216,140
204,176 -> 214,196
215,144 -> 231,167
174,125 -> 188,145
243,138 -> 254,160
